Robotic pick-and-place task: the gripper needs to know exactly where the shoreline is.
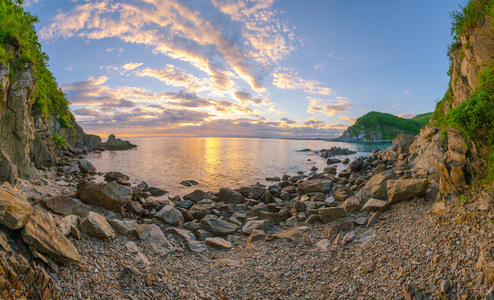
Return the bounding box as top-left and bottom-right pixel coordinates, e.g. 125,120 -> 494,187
0,134 -> 491,299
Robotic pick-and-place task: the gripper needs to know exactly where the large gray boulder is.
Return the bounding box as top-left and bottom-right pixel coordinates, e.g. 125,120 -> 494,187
77,159 -> 96,174
218,187 -> 245,204
155,205 -> 184,226
41,195 -> 89,217
297,179 -> 333,195
77,180 -> 132,209
183,190 -> 213,203
147,224 -> 175,257
80,211 -> 115,239
318,207 -> 346,223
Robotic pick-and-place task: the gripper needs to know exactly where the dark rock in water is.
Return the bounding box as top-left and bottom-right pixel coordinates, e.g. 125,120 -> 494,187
265,176 -> 281,182
143,186 -> 168,197
137,181 -> 148,189
77,159 -> 96,174
180,180 -> 199,186
102,134 -> 137,150
297,149 -> 311,152
320,147 -> 357,158
183,189 -> 214,203
105,171 -> 129,183
326,158 -> 342,165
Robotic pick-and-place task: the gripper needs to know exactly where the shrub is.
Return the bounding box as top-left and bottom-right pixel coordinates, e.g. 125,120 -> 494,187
52,133 -> 67,147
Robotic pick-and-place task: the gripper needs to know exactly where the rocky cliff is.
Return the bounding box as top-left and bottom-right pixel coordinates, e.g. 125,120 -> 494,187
408,2 -> 494,209
336,111 -> 431,142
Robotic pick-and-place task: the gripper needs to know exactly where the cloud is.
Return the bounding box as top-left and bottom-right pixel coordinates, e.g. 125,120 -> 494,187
339,116 -> 357,123
304,117 -> 325,127
329,53 -> 343,60
272,68 -> 332,95
393,103 -> 401,110
73,107 -> 100,116
280,117 -> 296,124
102,99 -> 136,108
314,64 -> 324,71
40,0 -> 297,93
307,96 -> 353,117
136,65 -> 212,93
397,113 -> 416,119
233,91 -> 270,106
403,90 -> 410,95
122,62 -> 143,71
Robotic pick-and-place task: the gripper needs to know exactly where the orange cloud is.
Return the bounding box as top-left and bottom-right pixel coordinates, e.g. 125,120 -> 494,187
307,96 -> 352,117
272,68 -> 332,96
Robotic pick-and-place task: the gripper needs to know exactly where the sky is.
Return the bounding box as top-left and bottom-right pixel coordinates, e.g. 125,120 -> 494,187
24,0 -> 464,138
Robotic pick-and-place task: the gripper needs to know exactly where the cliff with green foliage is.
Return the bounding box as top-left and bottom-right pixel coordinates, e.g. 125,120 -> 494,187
409,0 -> 494,208
0,0 -> 99,181
336,111 -> 432,142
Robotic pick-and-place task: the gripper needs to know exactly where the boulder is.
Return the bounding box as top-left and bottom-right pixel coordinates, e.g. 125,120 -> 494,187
268,227 -> 311,244
297,179 -> 333,195
318,207 -> 346,223
77,159 -> 96,174
342,197 -> 360,213
201,219 -> 238,235
387,179 -> 429,203
0,182 -> 32,230
107,219 -> 139,236
41,195 -> 89,217
58,215 -> 79,236
360,198 -> 389,213
104,171 -> 129,183
235,185 -> 266,199
77,180 -> 132,209
218,187 -> 245,204
359,170 -> 395,202
80,211 -> 115,239
21,205 -> 81,264
326,158 -> 341,165
155,205 -> 184,226
147,224 -> 175,257
183,189 -> 213,203
205,237 -> 233,249
165,228 -> 207,253
102,134 -> 137,150
241,220 -> 268,235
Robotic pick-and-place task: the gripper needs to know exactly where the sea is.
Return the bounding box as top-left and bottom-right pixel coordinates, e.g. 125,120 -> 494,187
86,137 -> 391,197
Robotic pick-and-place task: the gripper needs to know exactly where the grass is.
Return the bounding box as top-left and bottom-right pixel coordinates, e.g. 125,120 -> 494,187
52,133 -> 68,147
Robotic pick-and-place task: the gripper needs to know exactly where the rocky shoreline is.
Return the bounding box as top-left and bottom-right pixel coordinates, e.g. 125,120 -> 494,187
0,134 -> 493,299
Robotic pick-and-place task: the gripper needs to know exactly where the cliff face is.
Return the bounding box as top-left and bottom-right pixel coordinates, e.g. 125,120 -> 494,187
409,11 -> 494,207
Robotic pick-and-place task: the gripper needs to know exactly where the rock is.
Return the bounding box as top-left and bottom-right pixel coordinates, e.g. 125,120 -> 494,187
21,205 -> 81,264
323,167 -> 337,174
265,176 -> 281,181
402,284 -> 424,300
218,187 -> 245,204
143,186 -> 168,197
316,239 -> 331,251
155,205 -> 184,226
58,215 -> 79,236
77,180 -> 133,210
102,134 -> 137,150
180,180 -> 199,186
183,189 -> 213,203
305,214 -> 322,223
201,219 -> 238,236
359,170 -> 395,202
77,159 -> 96,174
343,231 -> 356,244
260,190 -> 275,204
367,212 -> 382,228
326,158 -> 341,164
259,211 -> 283,225
318,207 -> 346,223
342,197 -> 360,213
440,279 -> 450,293
0,182 -> 32,230
325,196 -> 337,206
104,171 -> 129,183
136,224 -> 151,240
205,237 -> 233,249
477,246 -> 494,283
195,229 -> 214,241
361,198 -> 389,213
80,211 -> 115,239
241,220 -> 268,235
124,241 -> 150,267
334,188 -> 353,201
41,195 -> 89,217
486,285 -> 494,300
176,200 -> 194,209
119,266 -> 142,281
354,217 -> 368,226
235,185 -> 266,199
166,228 -> 207,253
107,219 -> 139,236
387,179 -> 429,203
268,227 -> 311,244
297,179 -> 333,195
294,200 -> 306,212
147,224 -> 175,257
248,230 -> 266,243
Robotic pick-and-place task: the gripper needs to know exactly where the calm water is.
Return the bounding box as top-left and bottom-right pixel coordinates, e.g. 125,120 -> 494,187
86,137 -> 390,197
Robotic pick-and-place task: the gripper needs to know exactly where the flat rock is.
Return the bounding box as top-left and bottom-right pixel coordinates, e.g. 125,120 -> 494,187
359,170 -> 395,202
318,207 -> 346,223
201,219 -> 238,235
183,189 -> 213,203
21,205 -> 81,264
361,198 -> 390,213
297,179 -> 333,195
241,220 -> 268,235
58,215 -> 79,236
80,211 -> 115,239
42,195 -> 89,217
268,227 -> 311,244
218,187 -> 245,204
205,237 -> 233,249
147,224 -> 175,257
342,197 -> 360,213
77,159 -> 96,174
107,219 -> 139,236
0,182 -> 32,230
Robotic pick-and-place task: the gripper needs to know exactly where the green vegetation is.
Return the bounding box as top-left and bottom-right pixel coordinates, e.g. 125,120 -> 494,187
52,133 -> 67,147
344,111 -> 432,141
0,0 -> 75,133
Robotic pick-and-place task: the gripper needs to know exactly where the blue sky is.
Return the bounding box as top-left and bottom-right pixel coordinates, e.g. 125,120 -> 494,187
24,0 -> 463,138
